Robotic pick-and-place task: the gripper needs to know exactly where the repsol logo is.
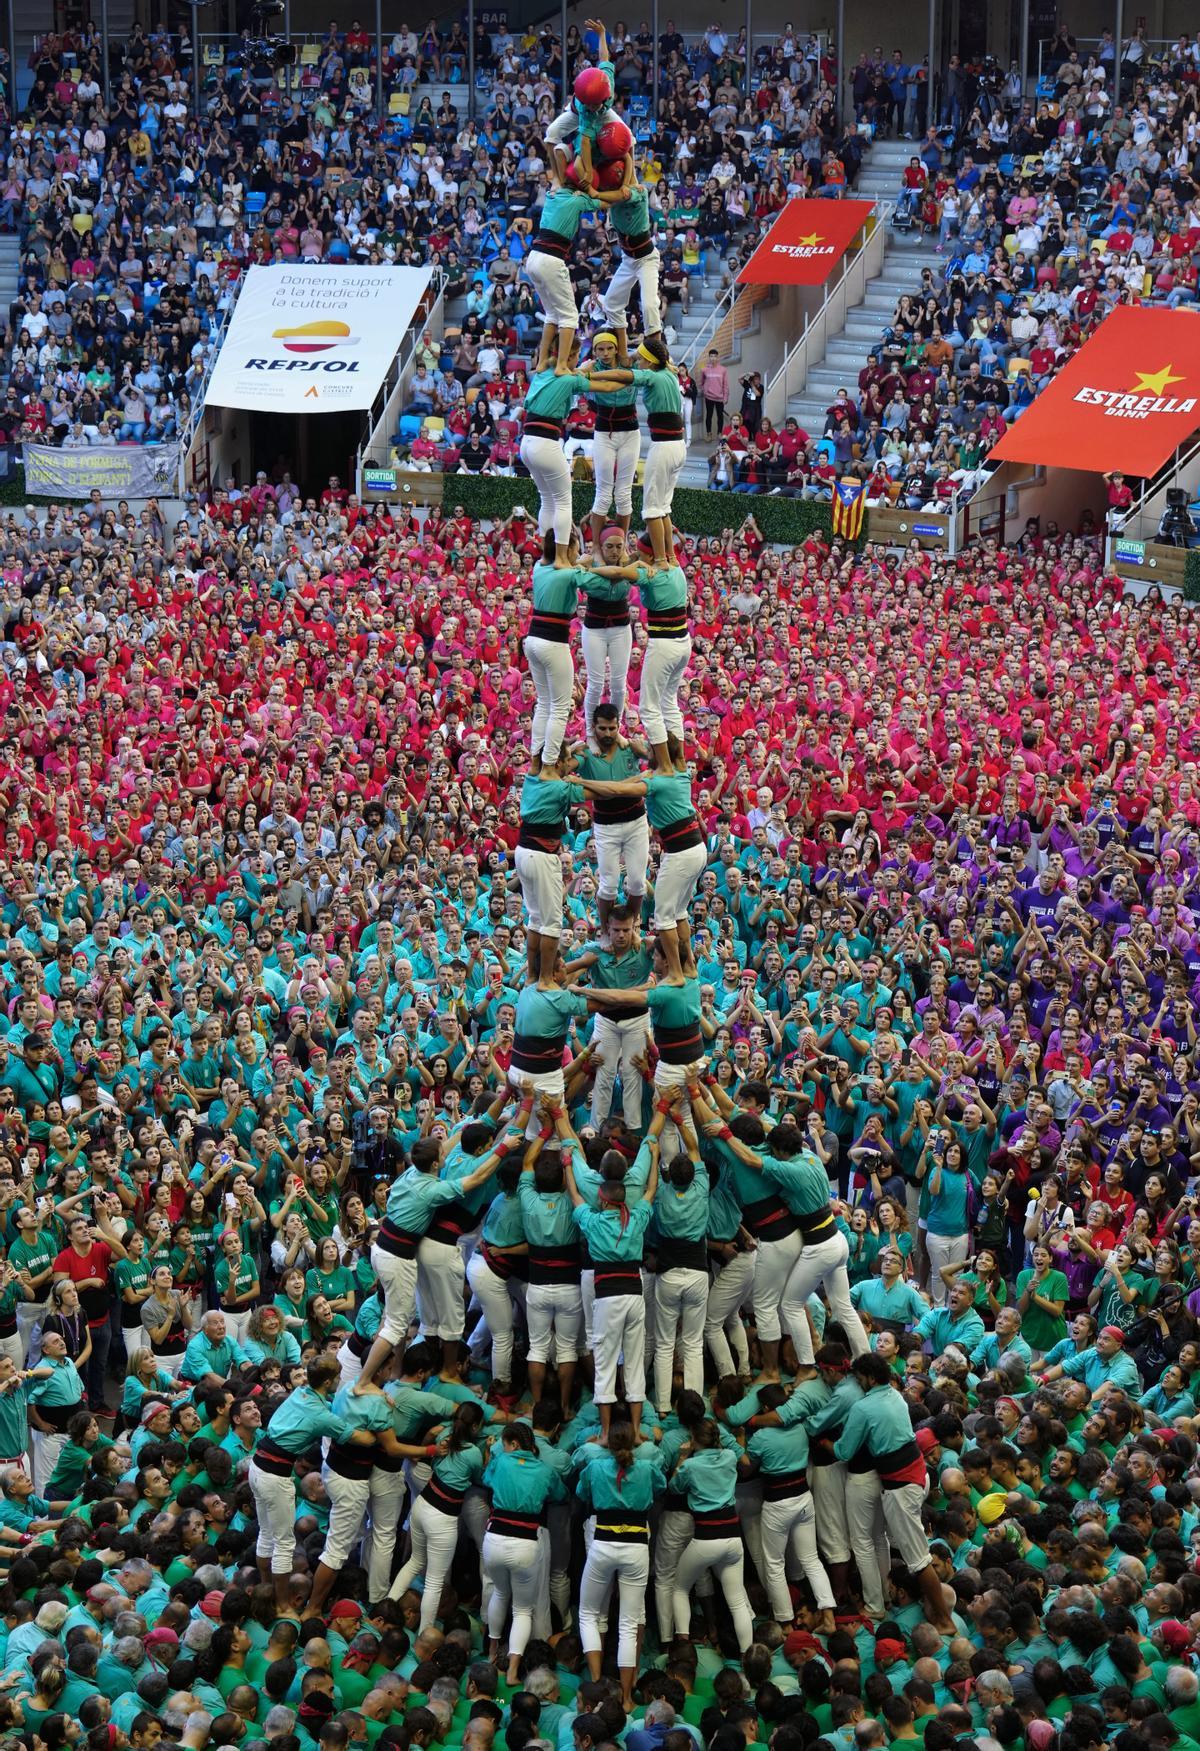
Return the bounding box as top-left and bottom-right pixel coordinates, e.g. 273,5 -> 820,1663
244,359 -> 362,372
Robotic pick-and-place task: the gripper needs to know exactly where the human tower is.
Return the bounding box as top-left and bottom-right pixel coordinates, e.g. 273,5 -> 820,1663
274,28 -> 946,1687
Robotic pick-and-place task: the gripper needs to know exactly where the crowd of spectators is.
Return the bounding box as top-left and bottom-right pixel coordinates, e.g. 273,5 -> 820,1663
0,13 -> 865,468
747,25 -> 1200,511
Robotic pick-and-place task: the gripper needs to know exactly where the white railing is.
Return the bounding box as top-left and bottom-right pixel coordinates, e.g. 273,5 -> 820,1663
177,272 -> 244,496
357,272 -> 446,480
681,277 -> 746,372
763,200 -> 893,426
1106,429 -> 1200,550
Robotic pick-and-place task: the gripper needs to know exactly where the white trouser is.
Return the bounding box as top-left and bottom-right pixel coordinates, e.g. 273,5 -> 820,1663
466,1251 -> 517,1382
737,1476 -> 766,1586
16,1302 -> 45,1362
31,1429 -> 65,1497
672,1535 -> 754,1652
218,1309 -> 252,1348
526,1282 -> 583,1363
593,1290 -> 646,1403
526,248 -> 579,328
580,1538 -> 649,1667
653,1506 -> 696,1639
320,1468 -> 371,1569
514,844 -> 564,937
582,624 -> 634,735
752,1229 -> 802,1344
392,1490 -> 461,1625
416,1236 -> 466,1342
881,1479 -> 933,1574
121,1324 -> 149,1365
336,1338 -> 363,1389
0,1335 -> 22,1373
604,246 -> 663,336
590,1011 -> 651,1131
845,1468 -> 889,1617
362,1464 -> 407,1601
249,1460 -> 298,1575
372,1242 -> 419,1346
810,1460 -> 851,1563
153,1349 -> 185,1378
544,107 -> 575,150
639,633 -> 691,747
705,1250 -> 755,1377
520,432 -> 573,543
508,1064 -> 565,1134
525,634 -> 575,765
760,1490 -> 835,1622
591,427 -> 640,516
926,1231 -> 969,1306
653,843 -> 707,931
652,1265 -> 707,1412
483,1529 -> 541,1654
642,438 -> 687,520
653,1060 -> 703,1160
785,1228 -> 870,1362
594,812 -> 649,900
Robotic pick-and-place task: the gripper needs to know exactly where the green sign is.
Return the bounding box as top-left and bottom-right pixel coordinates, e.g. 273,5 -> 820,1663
1114,538 -> 1145,565
363,467 -> 398,494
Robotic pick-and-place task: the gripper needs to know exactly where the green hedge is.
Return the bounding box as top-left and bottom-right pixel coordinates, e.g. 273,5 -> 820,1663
447,475 -> 843,543
1185,550 -> 1200,601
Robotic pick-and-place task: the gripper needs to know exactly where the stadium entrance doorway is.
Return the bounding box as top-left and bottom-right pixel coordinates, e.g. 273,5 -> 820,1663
246,407 -> 363,498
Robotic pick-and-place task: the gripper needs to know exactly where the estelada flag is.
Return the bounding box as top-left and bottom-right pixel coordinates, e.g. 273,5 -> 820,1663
831,475 -> 866,540
738,198 -> 876,287
989,304 -> 1200,478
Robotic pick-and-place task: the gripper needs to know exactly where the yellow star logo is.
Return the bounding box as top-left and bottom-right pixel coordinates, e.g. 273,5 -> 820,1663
795,232 -> 824,245
1132,364 -> 1185,396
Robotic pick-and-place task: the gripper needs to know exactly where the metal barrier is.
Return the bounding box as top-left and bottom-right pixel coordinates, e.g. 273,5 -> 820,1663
1034,33 -> 1180,88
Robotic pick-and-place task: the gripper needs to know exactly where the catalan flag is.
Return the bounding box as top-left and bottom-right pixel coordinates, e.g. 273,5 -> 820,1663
831,475 -> 866,541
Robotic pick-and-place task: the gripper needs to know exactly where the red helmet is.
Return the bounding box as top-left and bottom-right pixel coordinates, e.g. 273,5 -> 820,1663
596,117 -> 634,160
573,66 -> 613,107
593,158 -> 627,190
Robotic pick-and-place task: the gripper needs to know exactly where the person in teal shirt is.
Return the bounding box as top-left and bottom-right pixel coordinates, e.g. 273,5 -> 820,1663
744,1381 -> 837,1633
481,1422 -> 568,1684
526,535 -> 591,775
519,1130 -> 584,1418
519,768 -> 587,981
389,1399 -> 487,1632
576,1423 -> 664,1708
566,1120 -> 657,1444
666,1419 -> 755,1653
650,1110 -> 708,1416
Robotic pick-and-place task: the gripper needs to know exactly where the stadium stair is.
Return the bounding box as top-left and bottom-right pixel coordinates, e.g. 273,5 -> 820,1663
0,236 -> 20,321
784,139 -> 943,441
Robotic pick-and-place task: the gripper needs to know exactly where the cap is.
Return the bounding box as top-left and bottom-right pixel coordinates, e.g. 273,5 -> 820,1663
915,1427 -> 940,1455
200,1588 -> 225,1618
1099,1324 -> 1126,1344
977,1492 -> 1008,1525
1158,1620 -> 1192,1653
874,1638 -> 907,1661
329,1600 -> 362,1620
145,1627 -> 180,1654
783,1629 -> 825,1657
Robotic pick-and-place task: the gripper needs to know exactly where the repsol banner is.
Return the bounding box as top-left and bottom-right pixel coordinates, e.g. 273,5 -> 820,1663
205,264 -> 434,415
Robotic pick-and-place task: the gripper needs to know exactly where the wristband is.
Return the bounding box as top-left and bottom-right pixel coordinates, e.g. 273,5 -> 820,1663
655,1097 -> 673,1115
719,1125 -> 733,1141
425,1444 -> 438,1459
538,1123 -> 553,1141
